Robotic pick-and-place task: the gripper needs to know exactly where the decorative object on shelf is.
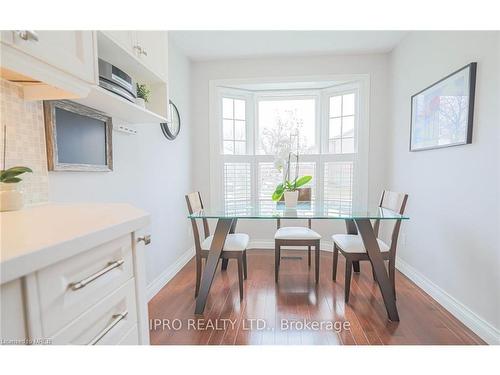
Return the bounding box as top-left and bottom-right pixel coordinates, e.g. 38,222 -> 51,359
160,100 -> 181,140
135,83 -> 151,108
410,62 -> 477,151
1,126 -> 33,211
44,100 -> 113,172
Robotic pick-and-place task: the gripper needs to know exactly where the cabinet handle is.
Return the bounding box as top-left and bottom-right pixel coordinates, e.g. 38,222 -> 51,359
133,44 -> 142,53
88,311 -> 128,345
16,30 -> 39,42
133,44 -> 148,57
69,259 -> 125,291
137,235 -> 151,245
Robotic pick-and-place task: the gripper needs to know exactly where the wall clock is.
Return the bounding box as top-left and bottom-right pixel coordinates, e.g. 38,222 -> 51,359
160,100 -> 181,140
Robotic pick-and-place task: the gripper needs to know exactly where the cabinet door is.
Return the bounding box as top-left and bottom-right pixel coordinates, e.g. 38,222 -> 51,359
0,279 -> 27,343
135,31 -> 168,79
7,30 -> 96,84
103,31 -> 136,55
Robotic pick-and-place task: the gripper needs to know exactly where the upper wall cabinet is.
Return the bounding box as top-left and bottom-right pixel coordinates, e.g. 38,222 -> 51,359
101,31 -> 167,81
1,30 -> 169,124
135,31 -> 168,80
0,30 -> 97,100
84,31 -> 170,124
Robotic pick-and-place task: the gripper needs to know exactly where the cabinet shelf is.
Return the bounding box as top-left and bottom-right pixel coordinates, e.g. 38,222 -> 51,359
74,85 -> 167,124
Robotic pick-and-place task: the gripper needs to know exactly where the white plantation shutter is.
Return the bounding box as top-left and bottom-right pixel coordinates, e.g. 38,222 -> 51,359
324,161 -> 354,214
257,162 -> 283,211
224,162 -> 252,213
258,162 -> 282,201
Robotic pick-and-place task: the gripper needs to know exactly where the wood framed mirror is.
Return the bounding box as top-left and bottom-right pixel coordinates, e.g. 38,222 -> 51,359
44,100 -> 113,172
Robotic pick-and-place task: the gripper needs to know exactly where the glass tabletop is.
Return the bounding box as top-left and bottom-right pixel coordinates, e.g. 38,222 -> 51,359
188,201 -> 409,220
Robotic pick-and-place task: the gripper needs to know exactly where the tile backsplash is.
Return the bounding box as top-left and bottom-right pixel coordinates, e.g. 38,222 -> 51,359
0,79 -> 49,204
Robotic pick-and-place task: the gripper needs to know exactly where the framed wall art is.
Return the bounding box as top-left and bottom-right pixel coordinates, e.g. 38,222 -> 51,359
410,62 -> 477,151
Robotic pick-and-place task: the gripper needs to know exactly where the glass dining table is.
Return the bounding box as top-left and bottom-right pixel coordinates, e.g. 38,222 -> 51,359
188,202 -> 409,321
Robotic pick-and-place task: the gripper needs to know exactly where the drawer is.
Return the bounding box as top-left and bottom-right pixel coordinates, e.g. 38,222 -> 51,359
51,279 -> 137,345
37,235 -> 133,336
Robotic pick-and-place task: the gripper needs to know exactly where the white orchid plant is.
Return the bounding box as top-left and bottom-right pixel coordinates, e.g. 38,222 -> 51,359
271,132 -> 312,201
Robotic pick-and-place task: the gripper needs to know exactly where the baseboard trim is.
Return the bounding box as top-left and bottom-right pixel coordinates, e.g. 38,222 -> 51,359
396,256 -> 500,345
147,247 -> 195,301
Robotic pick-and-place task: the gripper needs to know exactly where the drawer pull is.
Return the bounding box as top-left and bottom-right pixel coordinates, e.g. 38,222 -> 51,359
88,311 -> 128,345
16,30 -> 39,41
69,259 -> 125,291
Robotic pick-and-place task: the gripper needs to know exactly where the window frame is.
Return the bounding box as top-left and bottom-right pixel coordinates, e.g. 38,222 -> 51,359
255,90 -> 321,155
209,76 -> 370,213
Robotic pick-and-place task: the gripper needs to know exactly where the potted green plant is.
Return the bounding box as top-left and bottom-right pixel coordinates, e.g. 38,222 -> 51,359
271,152 -> 312,208
1,166 -> 33,211
135,83 -> 151,108
1,127 -> 32,211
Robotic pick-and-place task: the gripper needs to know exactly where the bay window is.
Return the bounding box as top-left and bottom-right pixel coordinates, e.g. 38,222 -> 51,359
211,79 -> 368,215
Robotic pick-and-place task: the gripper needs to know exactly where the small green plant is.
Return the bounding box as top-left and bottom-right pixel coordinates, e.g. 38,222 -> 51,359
272,175 -> 312,201
271,147 -> 312,201
1,125 -> 32,183
0,166 -> 33,183
136,83 -> 151,103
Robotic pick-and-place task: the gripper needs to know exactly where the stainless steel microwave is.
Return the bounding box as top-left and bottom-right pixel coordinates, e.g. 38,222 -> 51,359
98,58 -> 136,102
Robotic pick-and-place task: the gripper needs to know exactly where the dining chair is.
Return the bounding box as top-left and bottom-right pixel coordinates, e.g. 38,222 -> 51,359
186,192 -> 249,300
275,188 -> 322,283
332,190 -> 408,303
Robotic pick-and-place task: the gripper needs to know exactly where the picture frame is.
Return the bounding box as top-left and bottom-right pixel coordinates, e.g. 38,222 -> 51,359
410,62 -> 477,151
44,100 -> 113,172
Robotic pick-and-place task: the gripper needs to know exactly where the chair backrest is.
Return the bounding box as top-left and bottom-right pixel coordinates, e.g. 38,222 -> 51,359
277,187 -> 312,229
374,190 -> 408,257
185,192 -> 210,256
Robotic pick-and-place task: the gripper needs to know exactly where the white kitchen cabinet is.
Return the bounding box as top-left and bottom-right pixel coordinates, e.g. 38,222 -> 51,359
0,279 -> 27,343
0,203 -> 151,345
103,31 -> 136,55
2,30 -> 96,84
135,31 -> 168,80
0,30 -> 96,99
101,30 -> 167,81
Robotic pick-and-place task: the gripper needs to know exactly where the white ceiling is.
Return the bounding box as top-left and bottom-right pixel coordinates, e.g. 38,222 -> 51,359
170,31 -> 408,61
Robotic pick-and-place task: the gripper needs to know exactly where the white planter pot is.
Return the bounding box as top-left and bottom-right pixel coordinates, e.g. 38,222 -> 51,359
135,97 -> 146,108
0,182 -> 24,212
284,190 -> 299,209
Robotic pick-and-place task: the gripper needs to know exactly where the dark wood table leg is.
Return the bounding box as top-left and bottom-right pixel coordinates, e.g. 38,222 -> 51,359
354,218 -> 399,321
221,219 -> 239,271
195,218 -> 234,314
345,219 -> 360,272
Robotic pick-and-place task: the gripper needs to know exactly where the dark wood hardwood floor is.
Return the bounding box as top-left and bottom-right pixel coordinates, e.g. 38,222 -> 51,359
148,249 -> 485,345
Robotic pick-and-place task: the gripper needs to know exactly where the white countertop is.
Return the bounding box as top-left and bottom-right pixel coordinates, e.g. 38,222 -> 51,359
0,202 -> 150,284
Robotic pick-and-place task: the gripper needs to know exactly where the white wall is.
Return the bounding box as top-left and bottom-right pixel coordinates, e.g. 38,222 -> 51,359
191,53 -> 391,242
49,40 -> 194,289
389,31 -> 500,343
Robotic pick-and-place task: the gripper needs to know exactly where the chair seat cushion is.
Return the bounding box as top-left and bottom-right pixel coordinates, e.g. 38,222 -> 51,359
201,233 -> 249,251
332,234 -> 390,253
275,227 -> 322,240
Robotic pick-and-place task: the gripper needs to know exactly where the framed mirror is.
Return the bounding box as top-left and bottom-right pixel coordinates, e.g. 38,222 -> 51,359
44,100 -> 113,172
161,100 -> 181,140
